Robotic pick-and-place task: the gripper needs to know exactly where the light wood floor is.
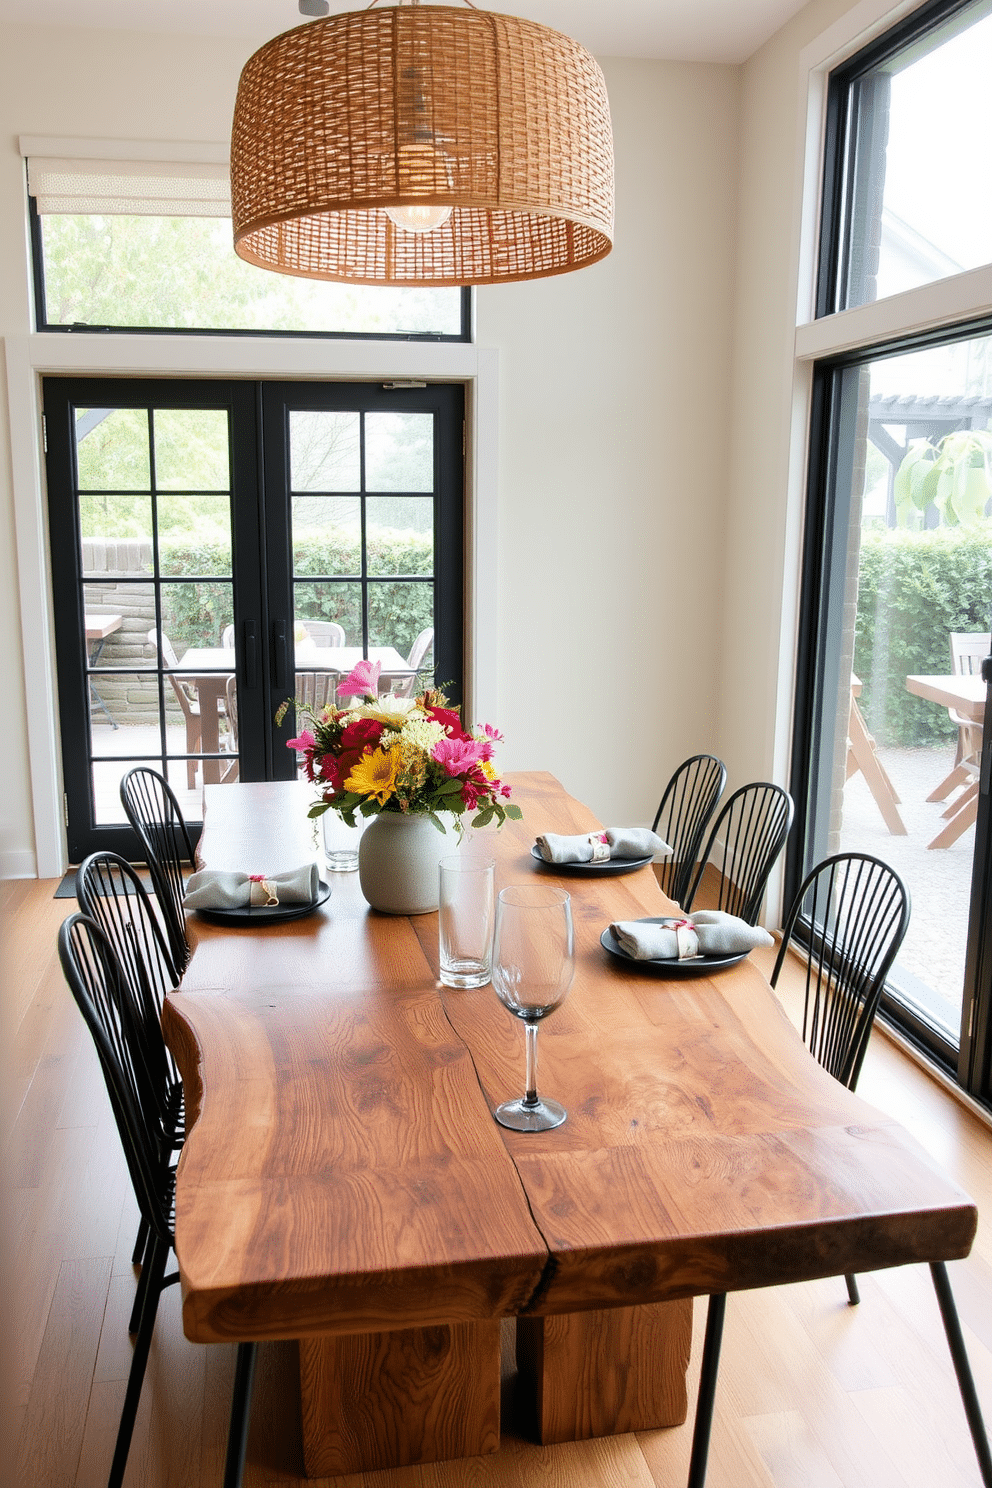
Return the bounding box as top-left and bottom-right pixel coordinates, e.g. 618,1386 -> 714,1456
4,874 -> 992,1488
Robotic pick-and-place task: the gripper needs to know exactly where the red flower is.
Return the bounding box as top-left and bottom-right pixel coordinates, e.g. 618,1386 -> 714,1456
425,704 -> 471,741
340,716 -> 384,751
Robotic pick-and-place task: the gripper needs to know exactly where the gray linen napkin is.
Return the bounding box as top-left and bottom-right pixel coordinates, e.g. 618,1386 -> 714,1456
609,910 -> 773,961
184,863 -> 320,910
536,827 -> 671,864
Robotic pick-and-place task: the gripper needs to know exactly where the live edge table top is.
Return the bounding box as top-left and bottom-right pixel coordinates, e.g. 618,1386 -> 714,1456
163,772 -> 977,1348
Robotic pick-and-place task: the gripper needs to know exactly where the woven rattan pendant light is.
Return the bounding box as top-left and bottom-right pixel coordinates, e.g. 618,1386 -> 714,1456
231,0 -> 614,285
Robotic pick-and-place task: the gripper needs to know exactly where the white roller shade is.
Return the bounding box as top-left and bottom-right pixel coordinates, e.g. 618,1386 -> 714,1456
21,137 -> 230,217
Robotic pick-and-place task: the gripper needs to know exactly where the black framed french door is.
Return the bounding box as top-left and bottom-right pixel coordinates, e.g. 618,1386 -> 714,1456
45,376 -> 464,863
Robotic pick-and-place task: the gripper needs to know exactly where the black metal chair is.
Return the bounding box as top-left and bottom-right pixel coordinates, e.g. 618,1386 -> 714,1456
58,914 -> 257,1488
120,766 -> 196,974
75,851 -> 185,1327
683,781 -> 794,925
75,852 -> 184,1151
685,854 -> 992,1488
651,755 -> 726,908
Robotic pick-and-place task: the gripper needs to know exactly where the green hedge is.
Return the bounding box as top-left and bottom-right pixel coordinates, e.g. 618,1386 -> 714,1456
854,528 -> 992,745
159,529 -> 434,660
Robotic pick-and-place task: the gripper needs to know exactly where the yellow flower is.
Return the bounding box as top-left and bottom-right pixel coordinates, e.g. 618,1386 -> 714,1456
345,747 -> 400,805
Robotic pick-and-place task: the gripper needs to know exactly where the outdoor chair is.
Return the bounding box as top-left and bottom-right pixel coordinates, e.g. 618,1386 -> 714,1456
683,781 -> 794,926
57,913 -> 256,1488
686,854 -> 992,1488
303,619 -> 346,645
651,754 -> 726,908
379,626 -> 434,698
120,766 -> 196,975
147,628 -> 202,788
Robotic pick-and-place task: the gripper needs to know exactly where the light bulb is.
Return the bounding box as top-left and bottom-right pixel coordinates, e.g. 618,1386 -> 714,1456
385,203 -> 453,234
384,141 -> 453,234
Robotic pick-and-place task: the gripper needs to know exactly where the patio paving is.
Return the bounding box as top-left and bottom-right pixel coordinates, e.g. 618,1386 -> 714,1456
840,742 -> 975,1040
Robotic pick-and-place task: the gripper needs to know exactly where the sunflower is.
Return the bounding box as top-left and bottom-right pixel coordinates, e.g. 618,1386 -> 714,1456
344,747 -> 400,806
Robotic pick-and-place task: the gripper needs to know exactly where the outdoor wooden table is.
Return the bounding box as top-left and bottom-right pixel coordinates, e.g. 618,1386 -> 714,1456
84,610 -> 122,728
906,673 -> 987,848
177,643 -> 412,785
163,773 -> 977,1479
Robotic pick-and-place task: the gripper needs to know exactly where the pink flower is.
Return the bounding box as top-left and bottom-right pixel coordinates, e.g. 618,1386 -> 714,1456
481,723 -> 504,743
286,728 -> 315,752
337,659 -> 381,698
432,735 -> 487,776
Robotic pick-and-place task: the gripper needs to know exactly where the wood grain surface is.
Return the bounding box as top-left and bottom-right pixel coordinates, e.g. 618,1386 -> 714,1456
163,772 -> 977,1471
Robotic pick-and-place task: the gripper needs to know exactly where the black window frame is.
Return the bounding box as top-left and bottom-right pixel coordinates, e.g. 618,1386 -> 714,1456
794,0 -> 992,1092
816,0 -> 992,319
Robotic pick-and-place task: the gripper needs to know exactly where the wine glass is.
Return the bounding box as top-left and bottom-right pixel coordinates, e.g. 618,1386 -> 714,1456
491,884 -> 575,1131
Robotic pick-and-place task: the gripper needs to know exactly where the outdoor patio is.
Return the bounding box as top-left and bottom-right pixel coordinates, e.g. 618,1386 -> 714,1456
841,740 -> 974,1039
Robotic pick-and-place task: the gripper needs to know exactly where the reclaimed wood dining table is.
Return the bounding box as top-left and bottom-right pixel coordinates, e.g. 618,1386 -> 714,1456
162,772 -> 978,1479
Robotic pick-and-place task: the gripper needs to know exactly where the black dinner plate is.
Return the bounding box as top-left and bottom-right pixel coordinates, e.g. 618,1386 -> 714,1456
600,917 -> 748,977
192,878 -> 331,925
530,844 -> 652,877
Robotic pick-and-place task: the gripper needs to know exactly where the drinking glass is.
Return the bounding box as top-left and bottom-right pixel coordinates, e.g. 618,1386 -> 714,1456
322,809 -> 366,872
439,854 -> 495,988
491,884 -> 574,1131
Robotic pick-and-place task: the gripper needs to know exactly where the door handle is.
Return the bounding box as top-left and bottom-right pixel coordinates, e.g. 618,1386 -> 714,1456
242,621 -> 258,689
272,618 -> 288,689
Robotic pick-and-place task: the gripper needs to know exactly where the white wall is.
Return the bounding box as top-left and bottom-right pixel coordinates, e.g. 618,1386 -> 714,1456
719,0 -> 878,791
477,56 -> 740,825
0,23 -> 747,874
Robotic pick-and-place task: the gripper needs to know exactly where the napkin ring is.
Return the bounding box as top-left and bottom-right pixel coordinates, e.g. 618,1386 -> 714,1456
670,918 -> 699,960
588,833 -> 611,863
250,874 -> 280,907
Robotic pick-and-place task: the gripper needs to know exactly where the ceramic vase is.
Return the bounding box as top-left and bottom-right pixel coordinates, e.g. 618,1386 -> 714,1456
358,811 -> 451,914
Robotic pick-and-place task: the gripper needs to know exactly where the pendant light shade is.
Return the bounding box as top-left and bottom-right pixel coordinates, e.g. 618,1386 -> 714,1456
230,4 -> 614,285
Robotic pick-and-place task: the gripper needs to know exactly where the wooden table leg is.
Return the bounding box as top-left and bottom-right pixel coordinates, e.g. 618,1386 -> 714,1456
298,1320 -> 501,1477
928,787 -> 979,850
515,1299 -> 693,1444
847,697 -> 907,835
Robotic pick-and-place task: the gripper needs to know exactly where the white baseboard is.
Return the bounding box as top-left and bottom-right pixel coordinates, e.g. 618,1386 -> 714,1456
0,848 -> 39,880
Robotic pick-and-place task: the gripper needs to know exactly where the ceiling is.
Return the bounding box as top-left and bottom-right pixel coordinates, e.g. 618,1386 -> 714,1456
0,0 -> 813,65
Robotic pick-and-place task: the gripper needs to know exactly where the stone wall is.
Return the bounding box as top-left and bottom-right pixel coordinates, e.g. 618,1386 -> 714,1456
83,538 -> 179,727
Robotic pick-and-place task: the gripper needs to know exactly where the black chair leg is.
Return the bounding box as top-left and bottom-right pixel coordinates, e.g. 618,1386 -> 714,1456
223,1342 -> 258,1488
131,1215 -> 148,1266
930,1262 -> 992,1487
109,1234 -> 168,1488
845,1272 -> 860,1306
687,1293 -> 727,1488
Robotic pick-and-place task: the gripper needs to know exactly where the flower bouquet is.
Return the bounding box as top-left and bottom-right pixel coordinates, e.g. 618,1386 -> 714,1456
279,658 -> 522,833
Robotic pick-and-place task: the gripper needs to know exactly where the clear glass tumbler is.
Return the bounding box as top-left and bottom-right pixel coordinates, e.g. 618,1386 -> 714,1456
322,809 -> 366,872
438,854 -> 496,988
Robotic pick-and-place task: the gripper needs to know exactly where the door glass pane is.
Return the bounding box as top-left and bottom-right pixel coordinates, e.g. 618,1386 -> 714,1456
75,407 -> 150,489
290,411 -> 361,491
91,756 -> 163,827
294,581 -> 363,647
159,580 -> 233,652
79,496 -> 153,559
292,497 -> 361,576
81,584 -> 153,669
365,412 -> 434,491
841,2 -> 992,310
369,581 -> 435,670
367,498 -> 434,575
814,331 -> 992,1044
153,409 -> 230,490
158,495 -> 233,575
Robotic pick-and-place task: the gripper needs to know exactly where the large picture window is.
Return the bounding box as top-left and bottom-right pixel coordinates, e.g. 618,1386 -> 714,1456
794,0 -> 992,1095
24,146 -> 469,339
